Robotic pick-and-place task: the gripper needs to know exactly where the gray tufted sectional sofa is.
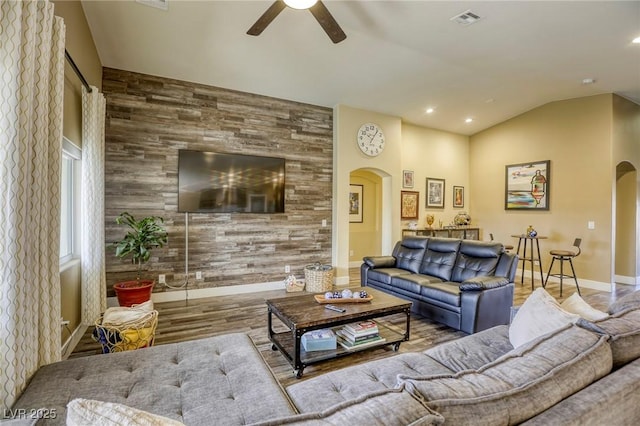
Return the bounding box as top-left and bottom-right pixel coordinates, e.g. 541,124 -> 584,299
361,236 -> 519,333
11,291 -> 640,425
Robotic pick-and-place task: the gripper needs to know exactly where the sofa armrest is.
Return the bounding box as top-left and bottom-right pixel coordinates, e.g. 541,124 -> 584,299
459,276 -> 510,291
363,256 -> 396,269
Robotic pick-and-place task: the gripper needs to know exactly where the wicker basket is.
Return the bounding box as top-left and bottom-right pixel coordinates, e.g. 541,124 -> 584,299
304,263 -> 334,293
92,310 -> 158,353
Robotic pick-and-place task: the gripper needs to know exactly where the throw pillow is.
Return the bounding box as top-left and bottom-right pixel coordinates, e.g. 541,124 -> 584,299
560,292 -> 608,321
509,288 -> 580,348
66,398 -> 185,426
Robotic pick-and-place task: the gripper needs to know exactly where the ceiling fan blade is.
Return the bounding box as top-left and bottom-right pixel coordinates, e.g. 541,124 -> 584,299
309,1 -> 346,44
247,1 -> 286,36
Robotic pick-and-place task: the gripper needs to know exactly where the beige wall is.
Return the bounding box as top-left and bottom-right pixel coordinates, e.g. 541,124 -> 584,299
470,94 -> 614,285
349,170 -> 382,263
334,105 -> 403,282
53,0 -> 102,145
401,123 -> 470,232
53,0 -> 102,347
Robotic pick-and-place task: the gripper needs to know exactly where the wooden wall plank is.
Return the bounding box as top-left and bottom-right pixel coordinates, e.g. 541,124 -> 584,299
103,68 -> 333,296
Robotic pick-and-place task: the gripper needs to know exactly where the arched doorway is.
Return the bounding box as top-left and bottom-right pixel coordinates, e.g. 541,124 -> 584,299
348,168 -> 391,267
615,161 -> 638,285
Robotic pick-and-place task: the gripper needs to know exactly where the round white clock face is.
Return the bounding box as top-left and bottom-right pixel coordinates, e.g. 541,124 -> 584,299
357,123 -> 385,156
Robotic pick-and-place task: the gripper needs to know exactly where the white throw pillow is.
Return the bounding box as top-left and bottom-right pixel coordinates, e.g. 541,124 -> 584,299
561,292 -> 609,321
67,398 -> 184,426
509,288 -> 580,348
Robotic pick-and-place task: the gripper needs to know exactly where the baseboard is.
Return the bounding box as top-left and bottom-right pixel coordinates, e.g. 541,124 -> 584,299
61,324 -> 87,360
514,270 -> 612,292
614,275 -> 638,285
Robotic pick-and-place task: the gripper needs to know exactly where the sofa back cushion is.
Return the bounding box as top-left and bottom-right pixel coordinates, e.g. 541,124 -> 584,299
577,307 -> 640,368
450,241 -> 502,282
392,237 -> 429,273
398,324 -> 612,425
418,238 -> 461,280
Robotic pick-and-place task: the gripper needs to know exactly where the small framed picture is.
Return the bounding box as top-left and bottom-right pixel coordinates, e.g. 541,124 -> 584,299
401,191 -> 419,220
349,184 -> 363,223
402,170 -> 414,188
426,177 -> 445,208
453,186 -> 464,208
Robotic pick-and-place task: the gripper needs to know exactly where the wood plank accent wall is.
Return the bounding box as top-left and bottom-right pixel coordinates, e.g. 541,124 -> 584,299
103,68 -> 333,296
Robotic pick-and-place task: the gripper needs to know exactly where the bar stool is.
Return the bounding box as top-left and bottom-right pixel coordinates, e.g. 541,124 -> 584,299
490,233 -> 514,252
544,238 -> 582,297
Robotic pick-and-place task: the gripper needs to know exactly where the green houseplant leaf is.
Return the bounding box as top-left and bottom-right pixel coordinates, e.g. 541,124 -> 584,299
113,212 -> 168,281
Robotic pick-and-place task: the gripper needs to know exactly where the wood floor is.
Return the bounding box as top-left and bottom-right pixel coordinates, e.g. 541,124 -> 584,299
71,270 -> 635,388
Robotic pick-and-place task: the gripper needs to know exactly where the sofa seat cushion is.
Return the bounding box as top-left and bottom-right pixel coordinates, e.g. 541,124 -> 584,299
577,307 -> 640,368
392,274 -> 444,295
367,268 -> 413,285
423,325 -> 513,372
257,386 -> 444,426
398,324 -> 612,425
12,333 -> 296,426
420,282 -> 461,307
459,276 -> 509,291
286,352 -> 455,413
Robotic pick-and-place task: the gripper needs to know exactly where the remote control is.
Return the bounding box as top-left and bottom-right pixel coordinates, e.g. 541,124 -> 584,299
325,304 -> 346,313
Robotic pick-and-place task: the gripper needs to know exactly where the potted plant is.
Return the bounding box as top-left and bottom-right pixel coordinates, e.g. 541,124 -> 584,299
112,212 -> 168,306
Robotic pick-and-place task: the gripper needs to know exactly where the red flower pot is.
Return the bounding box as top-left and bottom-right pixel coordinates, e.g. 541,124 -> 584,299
113,280 -> 155,307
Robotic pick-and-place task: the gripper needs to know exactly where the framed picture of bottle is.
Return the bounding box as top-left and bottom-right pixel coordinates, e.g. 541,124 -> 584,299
505,160 -> 550,210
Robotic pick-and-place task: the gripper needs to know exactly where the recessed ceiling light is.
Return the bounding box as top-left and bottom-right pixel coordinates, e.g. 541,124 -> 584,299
465,118 -> 473,123
426,108 -> 435,114
284,0 -> 318,9
633,36 -> 640,44
582,78 -> 597,85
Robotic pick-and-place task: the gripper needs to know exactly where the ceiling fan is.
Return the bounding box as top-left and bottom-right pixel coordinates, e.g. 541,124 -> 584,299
247,0 -> 346,44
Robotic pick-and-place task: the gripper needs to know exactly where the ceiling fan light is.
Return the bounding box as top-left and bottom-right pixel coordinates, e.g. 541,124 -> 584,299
283,0 -> 318,10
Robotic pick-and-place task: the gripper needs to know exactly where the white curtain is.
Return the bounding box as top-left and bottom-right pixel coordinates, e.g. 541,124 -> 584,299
81,86 -> 107,325
0,0 -> 65,409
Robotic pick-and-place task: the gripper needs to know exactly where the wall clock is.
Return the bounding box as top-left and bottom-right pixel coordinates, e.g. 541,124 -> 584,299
357,123 -> 385,157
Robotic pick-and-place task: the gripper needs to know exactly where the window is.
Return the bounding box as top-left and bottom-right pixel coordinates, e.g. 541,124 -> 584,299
60,137 -> 81,265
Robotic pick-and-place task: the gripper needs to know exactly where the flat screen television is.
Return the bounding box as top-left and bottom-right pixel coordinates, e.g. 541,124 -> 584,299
178,150 -> 285,213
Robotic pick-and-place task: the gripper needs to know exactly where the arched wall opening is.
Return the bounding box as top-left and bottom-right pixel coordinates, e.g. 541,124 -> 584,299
348,168 -> 392,268
615,161 -> 638,284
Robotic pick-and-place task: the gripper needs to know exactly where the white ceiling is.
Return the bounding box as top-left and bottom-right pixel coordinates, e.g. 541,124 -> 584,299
81,0 -> 640,136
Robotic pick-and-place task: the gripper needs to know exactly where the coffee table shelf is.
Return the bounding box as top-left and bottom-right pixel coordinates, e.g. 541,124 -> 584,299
266,287 -> 411,378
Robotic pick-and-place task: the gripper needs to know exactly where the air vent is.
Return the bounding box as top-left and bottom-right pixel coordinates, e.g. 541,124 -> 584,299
450,10 -> 481,26
136,0 -> 168,11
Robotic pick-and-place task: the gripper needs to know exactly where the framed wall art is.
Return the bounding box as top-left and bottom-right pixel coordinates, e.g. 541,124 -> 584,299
401,191 -> 419,220
426,178 -> 445,208
402,170 -> 414,188
349,184 -> 363,222
453,186 -> 464,208
505,160 -> 550,210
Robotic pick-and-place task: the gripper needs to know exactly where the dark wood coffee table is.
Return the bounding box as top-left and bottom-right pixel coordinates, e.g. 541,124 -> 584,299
266,287 -> 411,378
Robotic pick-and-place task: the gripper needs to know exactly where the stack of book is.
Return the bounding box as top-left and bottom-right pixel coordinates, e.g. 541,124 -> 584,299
336,320 -> 385,350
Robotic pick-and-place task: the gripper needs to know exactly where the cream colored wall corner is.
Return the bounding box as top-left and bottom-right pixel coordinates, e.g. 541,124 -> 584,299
470,94 -> 615,285
401,124 -> 470,232
333,105 -> 403,284
349,170 -> 382,265
612,95 -> 640,282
